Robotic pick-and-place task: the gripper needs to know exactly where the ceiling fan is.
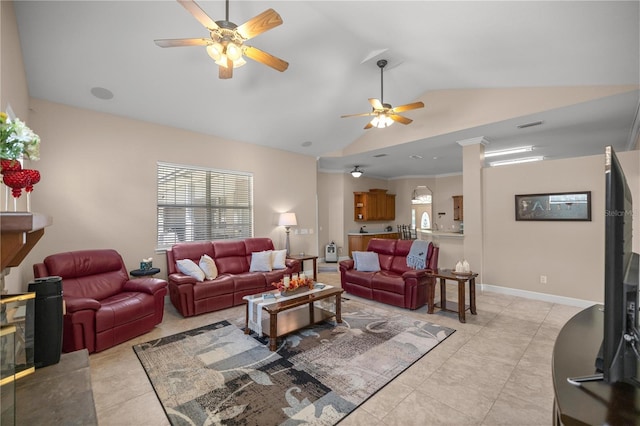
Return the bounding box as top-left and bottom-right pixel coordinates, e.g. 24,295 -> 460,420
154,0 -> 288,79
341,59 -> 424,129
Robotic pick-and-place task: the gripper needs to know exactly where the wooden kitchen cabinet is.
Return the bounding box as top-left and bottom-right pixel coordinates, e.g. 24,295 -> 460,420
348,232 -> 399,258
453,195 -> 463,221
354,189 -> 396,221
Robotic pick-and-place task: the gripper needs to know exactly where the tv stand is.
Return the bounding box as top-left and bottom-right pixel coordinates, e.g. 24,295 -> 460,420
553,305 -> 640,425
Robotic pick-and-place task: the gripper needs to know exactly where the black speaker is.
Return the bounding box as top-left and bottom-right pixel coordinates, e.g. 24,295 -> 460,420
28,276 -> 63,368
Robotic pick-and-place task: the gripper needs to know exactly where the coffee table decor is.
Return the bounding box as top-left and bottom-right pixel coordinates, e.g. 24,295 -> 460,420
271,274 -> 314,296
245,284 -> 340,347
133,299 -> 455,425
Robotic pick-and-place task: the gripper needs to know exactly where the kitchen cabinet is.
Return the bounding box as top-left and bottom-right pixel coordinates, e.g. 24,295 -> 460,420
453,195 -> 463,221
348,232 -> 399,258
354,189 -> 396,221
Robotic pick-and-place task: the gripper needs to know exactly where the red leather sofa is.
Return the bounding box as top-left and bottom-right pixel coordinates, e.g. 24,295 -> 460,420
166,238 -> 301,317
339,238 -> 439,310
33,249 -> 168,354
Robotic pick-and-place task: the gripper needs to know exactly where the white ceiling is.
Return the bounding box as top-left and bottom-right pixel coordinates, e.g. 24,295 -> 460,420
12,1 -> 640,178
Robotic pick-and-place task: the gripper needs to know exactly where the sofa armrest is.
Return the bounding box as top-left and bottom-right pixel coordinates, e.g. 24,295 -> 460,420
64,296 -> 101,313
285,258 -> 301,273
124,278 -> 168,294
339,259 -> 354,271
402,268 -> 432,279
168,273 -> 197,286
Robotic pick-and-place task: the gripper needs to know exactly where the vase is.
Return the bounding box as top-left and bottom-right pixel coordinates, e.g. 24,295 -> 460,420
1,158 -> 22,173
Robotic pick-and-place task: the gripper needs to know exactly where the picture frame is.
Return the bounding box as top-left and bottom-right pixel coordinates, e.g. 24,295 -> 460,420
515,191 -> 591,221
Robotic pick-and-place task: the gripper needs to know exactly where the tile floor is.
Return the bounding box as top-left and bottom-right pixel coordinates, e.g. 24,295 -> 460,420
89,271 -> 583,425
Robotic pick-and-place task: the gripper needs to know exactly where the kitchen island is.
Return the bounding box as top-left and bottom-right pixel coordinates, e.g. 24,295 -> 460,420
347,231 -> 399,258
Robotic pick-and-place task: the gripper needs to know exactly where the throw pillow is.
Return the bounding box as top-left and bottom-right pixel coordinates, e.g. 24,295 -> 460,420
271,249 -> 287,270
353,251 -> 381,272
176,259 -> 205,282
250,250 -> 273,272
199,254 -> 218,280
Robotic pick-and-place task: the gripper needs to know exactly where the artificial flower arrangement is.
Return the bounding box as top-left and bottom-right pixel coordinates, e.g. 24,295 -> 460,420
272,274 -> 314,293
1,111 -> 42,207
0,112 -> 40,162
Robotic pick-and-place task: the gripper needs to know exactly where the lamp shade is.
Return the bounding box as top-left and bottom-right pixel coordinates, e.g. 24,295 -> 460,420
350,166 -> 363,178
278,212 -> 297,227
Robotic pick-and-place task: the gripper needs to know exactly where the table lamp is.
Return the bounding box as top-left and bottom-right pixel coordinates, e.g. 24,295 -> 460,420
278,212 -> 297,256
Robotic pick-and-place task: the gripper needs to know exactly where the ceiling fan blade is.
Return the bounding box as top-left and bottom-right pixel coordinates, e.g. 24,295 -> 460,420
368,98 -> 384,110
236,9 -> 283,40
154,38 -> 209,48
364,122 -> 374,130
390,114 -> 413,125
219,57 -> 233,79
391,101 -> 425,113
243,46 -> 289,72
177,0 -> 219,30
341,112 -> 375,118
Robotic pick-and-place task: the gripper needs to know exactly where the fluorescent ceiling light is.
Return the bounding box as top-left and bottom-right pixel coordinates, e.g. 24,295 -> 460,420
484,146 -> 533,158
489,156 -> 544,167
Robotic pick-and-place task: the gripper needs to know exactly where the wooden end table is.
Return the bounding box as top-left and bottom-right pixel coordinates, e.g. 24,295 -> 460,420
244,286 -> 343,351
429,269 -> 477,323
286,254 -> 318,282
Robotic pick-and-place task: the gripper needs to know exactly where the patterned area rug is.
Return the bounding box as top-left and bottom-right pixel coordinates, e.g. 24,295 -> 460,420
133,300 -> 455,425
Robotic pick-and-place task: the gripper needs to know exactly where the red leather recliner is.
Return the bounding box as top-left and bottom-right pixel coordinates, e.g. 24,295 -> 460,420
339,238 -> 439,310
33,249 -> 168,353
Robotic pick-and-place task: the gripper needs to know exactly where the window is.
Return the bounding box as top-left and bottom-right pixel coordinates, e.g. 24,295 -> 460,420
157,162 -> 253,248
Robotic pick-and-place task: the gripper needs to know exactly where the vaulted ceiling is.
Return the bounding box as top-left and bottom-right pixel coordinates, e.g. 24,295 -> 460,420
12,1 -> 640,178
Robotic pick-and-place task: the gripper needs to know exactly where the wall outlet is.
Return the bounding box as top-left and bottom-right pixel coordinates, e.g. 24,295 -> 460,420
540,275 -> 547,284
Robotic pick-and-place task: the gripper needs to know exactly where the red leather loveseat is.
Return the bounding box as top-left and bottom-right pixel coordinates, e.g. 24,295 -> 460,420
166,238 -> 301,317
33,249 -> 168,353
339,238 -> 439,310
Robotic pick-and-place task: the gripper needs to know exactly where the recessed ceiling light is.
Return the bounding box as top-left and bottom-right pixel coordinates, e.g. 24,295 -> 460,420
301,141 -> 312,147
373,153 -> 388,158
489,156 -> 544,167
90,87 -> 114,100
484,146 -> 533,158
516,120 -> 543,129
409,155 -> 423,160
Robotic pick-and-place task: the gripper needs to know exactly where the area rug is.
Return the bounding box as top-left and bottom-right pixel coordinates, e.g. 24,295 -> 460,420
133,300 -> 455,425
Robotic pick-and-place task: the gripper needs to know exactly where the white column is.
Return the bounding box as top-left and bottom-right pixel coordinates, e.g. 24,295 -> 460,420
457,136 -> 487,282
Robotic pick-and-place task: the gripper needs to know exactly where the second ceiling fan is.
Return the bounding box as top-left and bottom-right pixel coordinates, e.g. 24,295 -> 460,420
154,0 -> 288,79
342,60 -> 424,129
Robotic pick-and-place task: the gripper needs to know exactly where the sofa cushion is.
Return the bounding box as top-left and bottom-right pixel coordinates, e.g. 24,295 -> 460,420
367,239 -> 396,271
199,254 -> 218,280
171,242 -> 214,264
212,240 -> 249,274
193,275 -> 234,300
372,271 -> 406,294
353,251 -> 381,272
95,292 -> 155,332
232,273 -> 267,292
271,249 -> 287,270
250,250 -> 273,272
177,259 -> 205,282
344,269 -> 375,288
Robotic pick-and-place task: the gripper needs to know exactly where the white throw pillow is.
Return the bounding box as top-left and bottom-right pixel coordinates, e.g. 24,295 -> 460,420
176,259 -> 205,282
271,249 -> 287,270
199,254 -> 218,280
353,251 -> 381,272
250,250 -> 273,272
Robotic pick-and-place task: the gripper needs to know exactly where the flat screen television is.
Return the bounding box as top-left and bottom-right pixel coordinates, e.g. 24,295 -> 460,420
569,145 -> 639,386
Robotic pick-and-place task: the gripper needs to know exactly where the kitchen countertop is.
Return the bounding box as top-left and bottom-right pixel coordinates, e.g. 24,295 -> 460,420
347,230 -> 399,236
417,229 -> 464,238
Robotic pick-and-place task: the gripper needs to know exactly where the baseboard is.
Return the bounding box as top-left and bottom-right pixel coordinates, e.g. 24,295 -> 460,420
479,283 -> 599,308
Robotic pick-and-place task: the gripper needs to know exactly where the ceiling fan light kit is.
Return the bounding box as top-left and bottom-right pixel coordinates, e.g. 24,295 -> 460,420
350,166 -> 363,178
341,59 -> 425,129
155,0 -> 288,79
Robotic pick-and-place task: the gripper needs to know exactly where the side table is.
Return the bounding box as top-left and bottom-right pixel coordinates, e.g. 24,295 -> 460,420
429,269 -> 477,323
130,267 -> 160,278
286,254 -> 318,282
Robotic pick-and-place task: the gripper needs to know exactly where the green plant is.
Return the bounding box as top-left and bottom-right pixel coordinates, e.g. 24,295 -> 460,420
0,111 -> 40,161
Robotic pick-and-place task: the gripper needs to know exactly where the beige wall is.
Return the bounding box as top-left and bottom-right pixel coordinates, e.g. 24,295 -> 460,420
316,171 -> 346,257
3,99 -> 317,293
483,151 -> 639,303
1,1 -> 29,120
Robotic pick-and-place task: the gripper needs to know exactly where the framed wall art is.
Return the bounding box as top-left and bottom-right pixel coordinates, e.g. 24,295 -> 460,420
515,191 -> 591,221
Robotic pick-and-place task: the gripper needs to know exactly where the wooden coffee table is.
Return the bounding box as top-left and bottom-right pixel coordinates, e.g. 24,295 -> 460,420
244,285 -> 343,351
429,269 -> 478,323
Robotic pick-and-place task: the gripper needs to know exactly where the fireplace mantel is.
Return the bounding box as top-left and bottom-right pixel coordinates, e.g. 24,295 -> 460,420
1,212 -> 52,272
